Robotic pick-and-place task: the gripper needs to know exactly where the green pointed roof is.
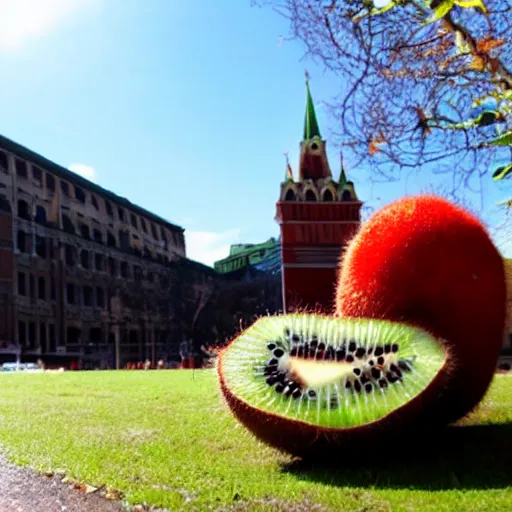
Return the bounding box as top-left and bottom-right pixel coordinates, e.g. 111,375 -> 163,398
303,78 -> 321,141
338,164 -> 347,188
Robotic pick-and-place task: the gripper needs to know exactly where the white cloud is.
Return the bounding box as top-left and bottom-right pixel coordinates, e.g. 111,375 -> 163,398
68,163 -> 97,182
185,229 -> 242,267
0,0 -> 99,50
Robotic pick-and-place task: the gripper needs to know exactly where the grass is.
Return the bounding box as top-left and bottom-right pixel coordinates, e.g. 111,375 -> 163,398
0,370 -> 510,511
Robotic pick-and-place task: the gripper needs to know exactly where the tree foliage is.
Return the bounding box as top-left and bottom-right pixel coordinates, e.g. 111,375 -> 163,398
255,0 -> 512,198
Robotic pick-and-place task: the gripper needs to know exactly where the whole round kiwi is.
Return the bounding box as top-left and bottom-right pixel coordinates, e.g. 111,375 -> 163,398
218,313 -> 451,458
335,195 -> 507,425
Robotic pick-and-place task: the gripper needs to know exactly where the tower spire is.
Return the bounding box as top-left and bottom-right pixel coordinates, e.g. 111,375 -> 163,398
303,70 -> 321,141
338,149 -> 347,188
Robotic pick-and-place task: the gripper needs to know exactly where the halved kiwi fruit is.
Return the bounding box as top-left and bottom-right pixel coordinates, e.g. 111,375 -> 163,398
218,313 -> 449,458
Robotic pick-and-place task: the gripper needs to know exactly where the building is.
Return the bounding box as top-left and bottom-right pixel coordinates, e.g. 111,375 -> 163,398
213,237 -> 281,278
0,134 -> 211,369
275,77 -> 363,313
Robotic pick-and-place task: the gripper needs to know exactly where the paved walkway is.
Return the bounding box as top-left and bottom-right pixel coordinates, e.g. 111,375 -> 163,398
0,453 -> 125,512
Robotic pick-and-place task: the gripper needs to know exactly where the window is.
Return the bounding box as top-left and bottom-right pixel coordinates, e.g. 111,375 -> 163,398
28,322 -> 36,348
105,200 -> 113,218
0,151 -> 8,173
91,195 -> 99,210
151,224 -> 159,240
80,223 -> 90,239
80,249 -> 89,269
133,265 -> 142,282
32,166 -> 42,183
35,205 -> 46,225
35,236 -> 47,258
119,230 -> 130,250
141,218 -> 147,233
16,230 -> 28,253
94,253 -> 104,271
130,213 -> 138,228
17,199 -> 30,220
60,181 -> 69,196
49,324 -> 56,350
66,283 -> 76,304
108,257 -> 117,277
51,281 -> 56,301
65,245 -> 76,266
17,272 -> 26,296
62,213 -> 75,234
83,286 -> 93,307
15,159 -> 27,179
18,321 -> 26,346
90,328 -> 102,343
93,229 -> 103,243
75,186 -> 86,203
118,207 -> 125,222
40,323 -> 47,351
96,288 -> 105,308
107,231 -> 116,248
120,261 -> 129,278
46,173 -> 55,191
38,276 -> 46,300
29,275 -> 35,298
67,326 -> 81,345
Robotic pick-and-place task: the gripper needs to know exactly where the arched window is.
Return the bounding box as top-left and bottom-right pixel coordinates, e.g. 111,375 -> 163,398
305,189 -> 317,201
342,190 -> 352,201
284,189 -> 297,201
80,224 -> 90,239
107,231 -> 117,248
35,205 -> 47,225
62,214 -> 75,234
17,230 -> 28,253
323,189 -> 334,202
17,199 -> 30,220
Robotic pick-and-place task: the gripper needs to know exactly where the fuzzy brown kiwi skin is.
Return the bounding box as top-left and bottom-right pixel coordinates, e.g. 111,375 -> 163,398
217,339 -> 452,459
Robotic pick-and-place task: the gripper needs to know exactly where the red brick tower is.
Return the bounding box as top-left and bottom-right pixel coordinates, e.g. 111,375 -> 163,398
275,76 -> 362,313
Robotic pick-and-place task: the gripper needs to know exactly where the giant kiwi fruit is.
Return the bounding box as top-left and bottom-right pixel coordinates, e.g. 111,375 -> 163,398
335,195 -> 507,426
218,195 -> 507,458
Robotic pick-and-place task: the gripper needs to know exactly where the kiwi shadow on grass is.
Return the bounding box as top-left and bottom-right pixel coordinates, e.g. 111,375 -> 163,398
280,423 -> 512,490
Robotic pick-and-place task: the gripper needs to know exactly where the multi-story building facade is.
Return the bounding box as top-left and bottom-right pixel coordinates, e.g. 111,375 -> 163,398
0,134 -> 199,369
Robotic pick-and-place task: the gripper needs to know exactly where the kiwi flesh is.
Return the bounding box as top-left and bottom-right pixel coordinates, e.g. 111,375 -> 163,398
218,313 -> 448,457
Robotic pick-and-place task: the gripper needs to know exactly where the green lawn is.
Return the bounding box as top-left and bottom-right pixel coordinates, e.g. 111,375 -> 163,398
0,370 -> 511,511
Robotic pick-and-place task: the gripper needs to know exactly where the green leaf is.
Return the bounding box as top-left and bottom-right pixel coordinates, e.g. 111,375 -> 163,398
492,164 -> 512,181
425,0 -> 455,24
489,132 -> 512,146
454,0 -> 487,12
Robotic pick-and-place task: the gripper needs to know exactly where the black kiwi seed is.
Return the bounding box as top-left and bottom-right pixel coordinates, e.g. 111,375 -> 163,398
353,368 -> 362,376
336,350 -> 346,361
317,342 -> 326,351
345,380 -> 352,390
275,383 -> 285,393
378,379 -> 388,388
360,375 -> 370,385
292,388 -> 302,399
309,339 -> 318,349
348,341 -> 357,352
284,328 -> 291,337
346,354 -> 354,363
355,347 -> 366,359
384,344 -> 392,354
353,380 -> 362,393
290,347 -> 298,357
268,358 -> 279,366
371,367 -> 381,380
273,348 -> 285,358
391,343 -> 399,353
365,383 -> 373,393
292,334 -> 301,343
374,347 -> 384,356
377,356 -> 385,365
387,372 -> 399,384
398,359 -> 412,372
368,359 -> 375,366
267,343 -> 276,351
308,390 -> 316,398
266,375 -> 278,386
367,347 -> 374,355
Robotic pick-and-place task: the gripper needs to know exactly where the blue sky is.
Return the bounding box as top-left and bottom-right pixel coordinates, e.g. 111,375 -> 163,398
0,0 -> 510,265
